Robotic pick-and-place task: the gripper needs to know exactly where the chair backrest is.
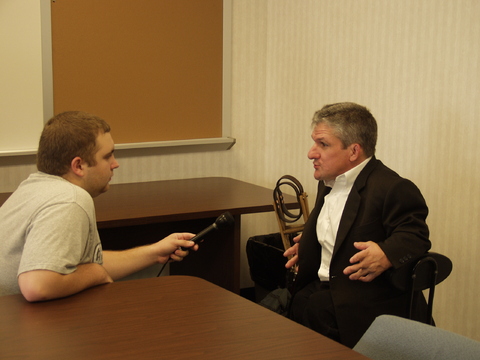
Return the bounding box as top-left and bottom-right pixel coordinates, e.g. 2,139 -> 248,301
389,252 -> 452,324
389,252 -> 452,292
353,315 -> 480,360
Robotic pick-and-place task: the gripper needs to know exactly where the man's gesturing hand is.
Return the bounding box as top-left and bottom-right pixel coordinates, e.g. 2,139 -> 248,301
343,241 -> 392,282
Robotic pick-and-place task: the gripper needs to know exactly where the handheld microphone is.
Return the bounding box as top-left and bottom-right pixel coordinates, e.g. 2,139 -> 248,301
181,212 -> 235,250
157,212 -> 235,277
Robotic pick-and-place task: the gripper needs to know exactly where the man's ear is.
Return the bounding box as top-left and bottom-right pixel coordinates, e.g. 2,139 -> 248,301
70,157 -> 85,177
349,144 -> 362,161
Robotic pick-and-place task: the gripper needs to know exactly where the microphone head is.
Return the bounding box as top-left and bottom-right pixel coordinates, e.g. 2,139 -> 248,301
215,212 -> 235,228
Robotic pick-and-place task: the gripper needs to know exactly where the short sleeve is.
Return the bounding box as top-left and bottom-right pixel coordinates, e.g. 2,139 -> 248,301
19,202 -> 91,275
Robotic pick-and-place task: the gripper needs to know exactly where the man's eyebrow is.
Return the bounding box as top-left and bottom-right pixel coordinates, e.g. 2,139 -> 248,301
104,149 -> 115,158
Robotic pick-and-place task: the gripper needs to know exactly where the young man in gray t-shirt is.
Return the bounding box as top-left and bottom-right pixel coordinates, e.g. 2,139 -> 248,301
0,111 -> 197,301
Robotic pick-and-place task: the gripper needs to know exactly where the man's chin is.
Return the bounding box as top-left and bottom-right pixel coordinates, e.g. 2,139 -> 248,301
92,185 -> 110,198
313,171 -> 323,181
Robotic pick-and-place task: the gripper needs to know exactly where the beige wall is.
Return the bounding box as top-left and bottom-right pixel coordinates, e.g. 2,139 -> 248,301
1,0 -> 479,341
0,1 -> 46,153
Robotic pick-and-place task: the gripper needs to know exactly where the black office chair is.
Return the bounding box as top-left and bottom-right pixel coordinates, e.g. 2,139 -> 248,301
389,252 -> 453,325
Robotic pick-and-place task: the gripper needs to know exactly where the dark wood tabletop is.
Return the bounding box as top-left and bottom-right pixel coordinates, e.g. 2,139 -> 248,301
92,177 -> 296,228
0,276 -> 369,359
0,177 -> 297,228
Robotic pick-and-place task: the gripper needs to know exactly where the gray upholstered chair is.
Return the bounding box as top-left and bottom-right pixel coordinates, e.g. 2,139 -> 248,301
353,315 -> 480,360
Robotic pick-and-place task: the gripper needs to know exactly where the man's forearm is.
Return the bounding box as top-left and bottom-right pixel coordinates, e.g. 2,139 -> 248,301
101,234 -> 196,280
102,247 -> 158,281
18,263 -> 112,302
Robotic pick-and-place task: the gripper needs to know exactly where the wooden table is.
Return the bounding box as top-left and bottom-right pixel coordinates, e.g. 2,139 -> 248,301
0,276 -> 369,359
0,177 -> 298,293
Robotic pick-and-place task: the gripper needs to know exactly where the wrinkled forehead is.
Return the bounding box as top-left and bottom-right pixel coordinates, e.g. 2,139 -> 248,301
312,121 -> 340,138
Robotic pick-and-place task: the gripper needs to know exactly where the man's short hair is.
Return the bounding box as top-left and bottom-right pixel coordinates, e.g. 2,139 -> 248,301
312,102 -> 377,157
36,111 -> 111,176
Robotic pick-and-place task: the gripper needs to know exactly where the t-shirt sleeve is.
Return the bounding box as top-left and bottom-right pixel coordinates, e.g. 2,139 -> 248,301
18,202 -> 91,276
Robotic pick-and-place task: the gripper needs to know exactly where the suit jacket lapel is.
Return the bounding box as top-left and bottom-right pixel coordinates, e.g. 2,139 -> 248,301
332,157 -> 379,257
303,182 -> 330,240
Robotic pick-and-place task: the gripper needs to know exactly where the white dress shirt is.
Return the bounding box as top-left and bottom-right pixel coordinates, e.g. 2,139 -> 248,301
316,157 -> 371,281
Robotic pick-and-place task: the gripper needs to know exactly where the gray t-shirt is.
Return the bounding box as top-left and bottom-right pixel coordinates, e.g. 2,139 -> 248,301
0,172 -> 103,296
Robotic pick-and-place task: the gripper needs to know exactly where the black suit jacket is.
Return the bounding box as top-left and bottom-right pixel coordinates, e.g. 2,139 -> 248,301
294,157 -> 431,348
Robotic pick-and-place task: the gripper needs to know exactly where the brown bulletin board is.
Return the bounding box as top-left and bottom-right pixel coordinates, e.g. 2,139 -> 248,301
51,0 -> 224,144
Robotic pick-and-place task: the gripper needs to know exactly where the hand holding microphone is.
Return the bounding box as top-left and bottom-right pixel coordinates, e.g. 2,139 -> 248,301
157,212 -> 234,277
180,212 -> 235,250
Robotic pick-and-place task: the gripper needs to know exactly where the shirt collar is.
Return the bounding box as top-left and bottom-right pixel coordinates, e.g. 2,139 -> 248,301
324,157 -> 372,190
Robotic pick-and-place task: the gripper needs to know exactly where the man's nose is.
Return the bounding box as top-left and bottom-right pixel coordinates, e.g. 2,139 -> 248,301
308,146 -> 318,160
112,156 -> 120,169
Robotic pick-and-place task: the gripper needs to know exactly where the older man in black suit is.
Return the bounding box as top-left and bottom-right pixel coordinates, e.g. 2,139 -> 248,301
285,102 -> 431,348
